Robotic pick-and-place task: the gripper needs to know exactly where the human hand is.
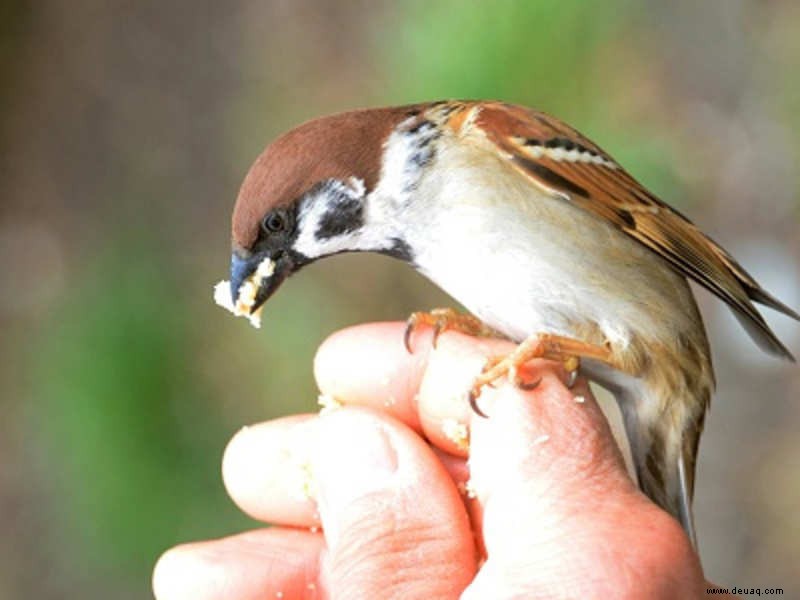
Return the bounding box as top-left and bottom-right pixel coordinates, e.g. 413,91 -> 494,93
153,322 -> 725,599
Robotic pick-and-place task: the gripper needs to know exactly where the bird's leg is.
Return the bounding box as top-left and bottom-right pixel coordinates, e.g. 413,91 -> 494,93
404,308 -> 504,352
468,333 -> 612,416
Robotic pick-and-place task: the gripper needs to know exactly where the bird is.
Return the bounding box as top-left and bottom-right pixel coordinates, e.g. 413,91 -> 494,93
218,100 -> 798,547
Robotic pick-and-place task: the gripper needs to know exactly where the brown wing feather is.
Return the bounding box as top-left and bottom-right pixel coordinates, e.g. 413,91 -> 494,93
463,101 -> 796,359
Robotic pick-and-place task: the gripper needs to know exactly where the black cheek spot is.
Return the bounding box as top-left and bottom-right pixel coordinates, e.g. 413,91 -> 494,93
315,196 -> 364,240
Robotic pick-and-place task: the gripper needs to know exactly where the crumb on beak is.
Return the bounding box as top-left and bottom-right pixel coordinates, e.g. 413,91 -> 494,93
213,256 -> 276,328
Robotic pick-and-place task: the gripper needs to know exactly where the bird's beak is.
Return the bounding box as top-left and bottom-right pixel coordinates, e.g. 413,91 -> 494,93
230,251 -> 293,314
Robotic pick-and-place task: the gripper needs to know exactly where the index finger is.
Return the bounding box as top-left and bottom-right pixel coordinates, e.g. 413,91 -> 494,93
313,322 -> 435,431
313,322 -> 583,455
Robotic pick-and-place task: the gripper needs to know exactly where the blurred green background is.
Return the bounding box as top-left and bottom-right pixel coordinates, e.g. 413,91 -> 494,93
2,1 -> 799,597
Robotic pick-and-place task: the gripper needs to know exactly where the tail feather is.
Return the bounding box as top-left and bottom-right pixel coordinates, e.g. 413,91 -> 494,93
731,307 -> 795,361
677,451 -> 698,549
746,284 -> 800,322
616,380 -> 710,549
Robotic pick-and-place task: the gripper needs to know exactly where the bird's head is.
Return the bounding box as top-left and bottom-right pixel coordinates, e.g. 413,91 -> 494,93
227,105 -> 429,317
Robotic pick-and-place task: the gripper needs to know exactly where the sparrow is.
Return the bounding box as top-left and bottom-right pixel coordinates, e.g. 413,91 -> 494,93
217,100 -> 798,546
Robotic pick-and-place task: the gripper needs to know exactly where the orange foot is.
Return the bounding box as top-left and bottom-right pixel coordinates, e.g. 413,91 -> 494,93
403,308 -> 503,353
468,333 -> 613,417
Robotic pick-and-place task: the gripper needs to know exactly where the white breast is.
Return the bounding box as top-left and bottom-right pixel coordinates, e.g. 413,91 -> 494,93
390,137 -> 700,351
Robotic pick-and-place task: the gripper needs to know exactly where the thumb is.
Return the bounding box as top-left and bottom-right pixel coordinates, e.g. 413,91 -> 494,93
311,408 -> 475,598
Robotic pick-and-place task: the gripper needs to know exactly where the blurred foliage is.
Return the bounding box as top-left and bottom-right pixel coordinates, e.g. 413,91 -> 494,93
31,246 -> 251,584
383,0 -> 686,205
1,1 -> 798,598
387,0 -> 619,105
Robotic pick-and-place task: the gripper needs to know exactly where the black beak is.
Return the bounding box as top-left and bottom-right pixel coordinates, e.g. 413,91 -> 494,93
230,251 -> 294,314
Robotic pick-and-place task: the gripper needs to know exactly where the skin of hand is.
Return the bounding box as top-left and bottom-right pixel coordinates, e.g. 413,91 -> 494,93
153,322 -> 730,600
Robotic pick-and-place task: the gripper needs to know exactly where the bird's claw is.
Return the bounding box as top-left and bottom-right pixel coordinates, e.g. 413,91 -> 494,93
563,356 -> 580,388
403,319 -> 416,353
515,375 -> 542,391
403,308 -> 498,354
465,335 -> 594,417
565,369 -> 578,388
467,356 -> 543,417
467,387 -> 489,418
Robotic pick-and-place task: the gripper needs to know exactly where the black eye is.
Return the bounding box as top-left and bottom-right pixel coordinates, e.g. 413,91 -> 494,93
261,210 -> 288,234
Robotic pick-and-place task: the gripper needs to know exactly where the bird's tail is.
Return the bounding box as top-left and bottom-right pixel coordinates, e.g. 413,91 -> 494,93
616,375 -> 711,548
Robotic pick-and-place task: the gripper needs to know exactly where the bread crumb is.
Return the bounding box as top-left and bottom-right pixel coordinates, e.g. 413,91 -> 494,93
287,459 -> 317,501
212,257 -> 276,328
463,479 -> 478,499
574,395 -> 586,404
442,419 -> 470,451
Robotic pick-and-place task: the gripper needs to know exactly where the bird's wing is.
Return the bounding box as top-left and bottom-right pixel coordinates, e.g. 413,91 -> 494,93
445,101 -> 796,358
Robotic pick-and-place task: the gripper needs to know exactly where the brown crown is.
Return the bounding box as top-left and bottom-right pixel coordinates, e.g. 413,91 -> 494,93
231,104 -> 426,249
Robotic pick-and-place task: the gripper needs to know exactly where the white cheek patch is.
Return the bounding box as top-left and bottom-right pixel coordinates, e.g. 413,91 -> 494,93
213,256 -> 276,329
293,178 -> 367,258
